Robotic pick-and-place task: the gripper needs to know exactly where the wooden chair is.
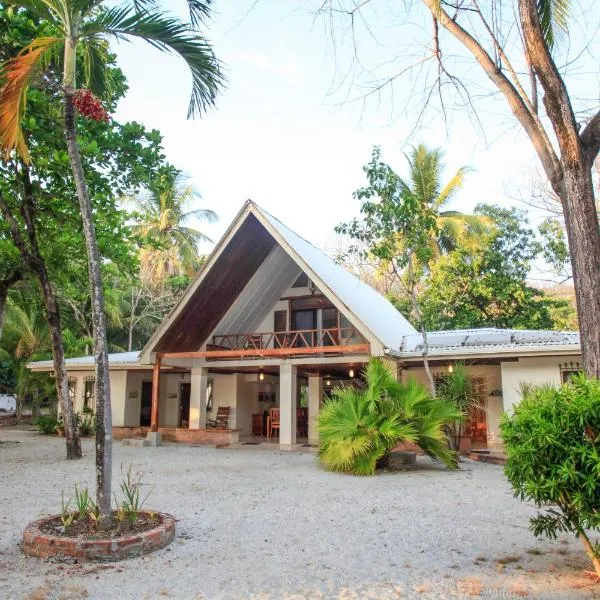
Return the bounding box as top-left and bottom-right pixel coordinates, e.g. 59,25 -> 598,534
268,408 -> 280,438
206,406 -> 230,429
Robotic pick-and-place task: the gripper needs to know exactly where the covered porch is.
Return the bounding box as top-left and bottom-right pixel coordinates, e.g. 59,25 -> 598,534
142,354 -> 366,448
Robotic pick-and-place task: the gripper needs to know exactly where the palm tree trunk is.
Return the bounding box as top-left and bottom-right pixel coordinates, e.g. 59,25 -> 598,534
64,87 -> 112,524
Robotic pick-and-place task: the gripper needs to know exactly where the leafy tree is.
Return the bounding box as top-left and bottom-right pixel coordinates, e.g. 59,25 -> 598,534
337,145 -> 488,392
0,1 -> 223,523
412,205 -> 575,330
318,358 -> 459,475
501,375 -> 600,577
320,0 -> 600,378
128,168 -> 216,284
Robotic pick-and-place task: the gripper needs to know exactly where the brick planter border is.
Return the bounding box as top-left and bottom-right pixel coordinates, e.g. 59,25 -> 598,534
22,511 -> 175,562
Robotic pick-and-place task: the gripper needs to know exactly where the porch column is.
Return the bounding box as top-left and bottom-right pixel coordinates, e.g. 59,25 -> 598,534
308,374 -> 322,446
189,365 -> 208,429
279,364 -> 297,447
150,357 -> 161,432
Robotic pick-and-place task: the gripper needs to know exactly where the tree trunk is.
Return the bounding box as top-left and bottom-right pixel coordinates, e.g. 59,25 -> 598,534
579,527 -> 600,578
0,283 -> 9,343
64,89 -> 113,524
0,191 -> 81,458
37,263 -> 82,459
557,166 -> 600,378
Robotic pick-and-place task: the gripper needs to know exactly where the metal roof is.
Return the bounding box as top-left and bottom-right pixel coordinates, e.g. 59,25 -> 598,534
29,351 -> 142,370
255,203 -> 418,350
400,328 -> 580,357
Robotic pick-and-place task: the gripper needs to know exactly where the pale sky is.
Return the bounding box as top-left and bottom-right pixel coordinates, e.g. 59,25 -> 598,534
113,0 -> 600,257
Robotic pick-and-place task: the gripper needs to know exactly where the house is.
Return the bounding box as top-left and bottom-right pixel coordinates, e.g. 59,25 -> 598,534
28,201 -> 582,449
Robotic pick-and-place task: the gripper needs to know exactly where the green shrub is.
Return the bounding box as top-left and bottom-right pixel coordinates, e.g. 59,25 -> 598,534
318,358 -> 459,475
33,415 -> 60,435
77,412 -> 96,437
500,374 -> 600,577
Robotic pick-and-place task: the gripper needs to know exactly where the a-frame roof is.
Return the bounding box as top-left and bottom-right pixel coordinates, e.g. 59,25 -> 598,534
139,201 -> 416,363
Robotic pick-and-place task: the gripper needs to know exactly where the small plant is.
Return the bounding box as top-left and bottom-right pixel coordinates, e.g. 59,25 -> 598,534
501,374 -> 600,577
78,412 -> 96,437
33,415 -> 60,435
119,466 -> 151,526
60,492 -> 75,530
87,497 -> 100,531
74,485 -> 91,520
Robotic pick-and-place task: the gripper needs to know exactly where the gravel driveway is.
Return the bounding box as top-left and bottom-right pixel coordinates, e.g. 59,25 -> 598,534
0,430 -> 598,600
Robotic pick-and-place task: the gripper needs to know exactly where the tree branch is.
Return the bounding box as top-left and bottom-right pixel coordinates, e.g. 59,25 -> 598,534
421,0 -> 562,186
517,0 -> 581,169
581,110 -> 600,165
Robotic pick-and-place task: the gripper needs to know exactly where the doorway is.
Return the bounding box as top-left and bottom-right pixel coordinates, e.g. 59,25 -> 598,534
140,381 -> 152,427
179,382 -> 191,428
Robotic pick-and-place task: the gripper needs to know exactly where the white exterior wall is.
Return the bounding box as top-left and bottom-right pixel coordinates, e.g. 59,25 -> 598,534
500,355 -> 577,413
209,373 -> 239,429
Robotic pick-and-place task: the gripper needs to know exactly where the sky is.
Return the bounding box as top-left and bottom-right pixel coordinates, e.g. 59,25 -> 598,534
113,0 -> 600,258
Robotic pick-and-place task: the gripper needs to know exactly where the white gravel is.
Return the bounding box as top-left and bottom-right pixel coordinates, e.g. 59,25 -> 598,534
0,430 -> 598,600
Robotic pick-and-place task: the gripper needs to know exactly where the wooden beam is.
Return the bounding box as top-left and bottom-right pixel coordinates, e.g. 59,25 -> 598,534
150,357 -> 161,432
158,344 -> 370,360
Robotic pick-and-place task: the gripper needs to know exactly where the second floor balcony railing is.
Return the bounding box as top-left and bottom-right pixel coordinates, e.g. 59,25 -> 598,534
210,327 -> 366,354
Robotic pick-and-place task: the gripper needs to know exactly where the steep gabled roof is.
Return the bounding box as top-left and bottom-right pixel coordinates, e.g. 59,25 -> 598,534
140,200 -> 416,362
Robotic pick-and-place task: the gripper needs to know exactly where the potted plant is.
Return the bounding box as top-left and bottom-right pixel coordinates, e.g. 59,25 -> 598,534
437,363 -> 480,452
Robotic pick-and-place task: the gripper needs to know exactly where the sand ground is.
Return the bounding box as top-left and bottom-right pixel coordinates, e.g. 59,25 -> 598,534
1,429 -> 599,600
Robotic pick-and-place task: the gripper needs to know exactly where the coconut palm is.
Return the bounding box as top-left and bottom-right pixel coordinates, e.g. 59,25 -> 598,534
0,0 -> 223,524
318,358 -> 459,475
130,169 -> 217,283
398,144 -> 492,258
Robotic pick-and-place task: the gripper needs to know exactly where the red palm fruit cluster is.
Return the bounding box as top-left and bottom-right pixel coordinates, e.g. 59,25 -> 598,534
72,89 -> 109,122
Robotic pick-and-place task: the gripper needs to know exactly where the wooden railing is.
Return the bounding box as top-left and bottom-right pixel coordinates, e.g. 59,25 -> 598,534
211,327 -> 365,352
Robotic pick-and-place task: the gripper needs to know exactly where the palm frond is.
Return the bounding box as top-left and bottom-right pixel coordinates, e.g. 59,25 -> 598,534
0,36 -> 62,162
82,7 -> 224,117
436,165 -> 471,207
537,0 -> 571,49
79,35 -> 109,96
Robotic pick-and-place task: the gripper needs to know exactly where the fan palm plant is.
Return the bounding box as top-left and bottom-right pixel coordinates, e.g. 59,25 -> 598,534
0,0 -> 223,525
129,169 -> 217,283
318,358 -> 459,475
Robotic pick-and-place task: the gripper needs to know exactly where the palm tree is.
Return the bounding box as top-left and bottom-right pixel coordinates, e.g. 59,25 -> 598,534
130,168 -> 217,284
0,1 -> 223,525
318,358 -> 459,475
394,144 -> 492,260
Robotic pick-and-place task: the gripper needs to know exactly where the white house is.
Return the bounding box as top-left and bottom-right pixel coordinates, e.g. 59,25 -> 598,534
28,201 -> 582,449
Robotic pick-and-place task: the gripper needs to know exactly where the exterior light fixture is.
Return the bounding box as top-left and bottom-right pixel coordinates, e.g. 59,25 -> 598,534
325,378 -> 331,387
259,371 -> 265,381
348,368 -> 355,378
448,364 -> 453,373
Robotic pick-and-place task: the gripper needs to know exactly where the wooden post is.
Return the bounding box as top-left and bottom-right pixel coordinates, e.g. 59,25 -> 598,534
150,357 -> 161,432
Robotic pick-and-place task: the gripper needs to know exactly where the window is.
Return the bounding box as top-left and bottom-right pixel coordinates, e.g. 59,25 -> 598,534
68,379 -> 77,403
83,378 -> 95,413
292,273 -> 309,288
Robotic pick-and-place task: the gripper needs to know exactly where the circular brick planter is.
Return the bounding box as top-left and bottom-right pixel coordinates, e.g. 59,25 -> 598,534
22,511 -> 175,562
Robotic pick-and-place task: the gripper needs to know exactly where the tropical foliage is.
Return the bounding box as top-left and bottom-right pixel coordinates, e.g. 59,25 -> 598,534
128,168 -> 217,283
318,358 -> 459,475
435,363 -> 478,451
501,375 -> 600,577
